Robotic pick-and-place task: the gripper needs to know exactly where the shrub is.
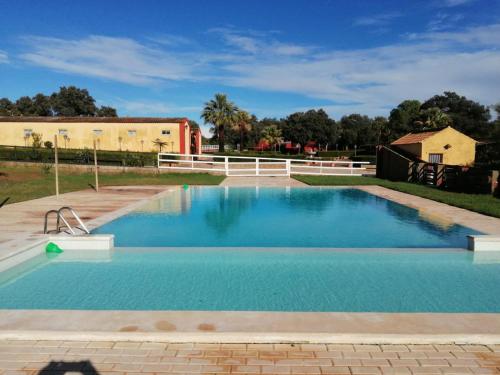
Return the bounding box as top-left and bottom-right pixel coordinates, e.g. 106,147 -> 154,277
40,163 -> 52,174
44,141 -> 53,149
75,148 -> 92,164
123,153 -> 145,167
31,133 -> 43,148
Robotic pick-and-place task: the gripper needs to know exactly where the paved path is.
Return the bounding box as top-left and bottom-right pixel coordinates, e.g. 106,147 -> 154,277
0,340 -> 499,374
0,186 -> 173,258
220,177 -> 307,187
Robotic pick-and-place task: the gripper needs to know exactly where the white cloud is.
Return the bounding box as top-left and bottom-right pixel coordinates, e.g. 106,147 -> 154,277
0,50 -> 8,63
20,35 -> 195,85
216,24 -> 500,117
16,24 -> 500,119
115,99 -> 199,115
353,12 -> 402,27
208,28 -> 312,56
427,13 -> 464,31
441,0 -> 476,7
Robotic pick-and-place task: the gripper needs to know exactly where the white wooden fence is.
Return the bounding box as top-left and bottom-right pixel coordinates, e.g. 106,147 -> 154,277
158,153 -> 370,177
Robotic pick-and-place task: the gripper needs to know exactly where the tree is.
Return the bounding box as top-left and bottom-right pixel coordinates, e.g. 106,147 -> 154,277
493,103 -> 500,121
415,107 -> 452,129
420,92 -> 490,138
261,125 -> 283,152
0,98 -> 16,116
152,138 -> 168,152
201,93 -> 238,152
372,116 -> 390,145
96,106 -> 117,117
31,94 -> 52,116
233,110 -> 252,150
388,100 -> 421,141
15,96 -> 34,115
50,86 -> 97,116
31,133 -> 43,148
0,87 -> 117,117
339,114 -> 375,148
281,109 -> 338,147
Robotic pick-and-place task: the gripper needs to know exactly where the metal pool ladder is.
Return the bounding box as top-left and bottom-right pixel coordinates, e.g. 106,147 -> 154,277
44,206 -> 90,235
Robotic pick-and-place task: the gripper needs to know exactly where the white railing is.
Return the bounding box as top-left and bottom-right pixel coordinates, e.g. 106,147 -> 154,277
158,153 -> 370,177
201,144 -> 232,153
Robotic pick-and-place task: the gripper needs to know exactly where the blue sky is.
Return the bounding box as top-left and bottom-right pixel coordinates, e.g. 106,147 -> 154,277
0,0 -> 499,135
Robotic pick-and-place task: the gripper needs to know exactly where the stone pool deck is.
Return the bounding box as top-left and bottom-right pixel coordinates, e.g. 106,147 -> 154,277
0,340 -> 499,374
356,186 -> 500,235
0,186 -> 176,259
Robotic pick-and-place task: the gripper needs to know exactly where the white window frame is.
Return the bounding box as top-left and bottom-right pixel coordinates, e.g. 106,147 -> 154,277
161,129 -> 171,136
23,129 -> 33,137
128,129 -> 137,137
58,129 -> 68,136
428,153 -> 443,164
93,129 -> 103,136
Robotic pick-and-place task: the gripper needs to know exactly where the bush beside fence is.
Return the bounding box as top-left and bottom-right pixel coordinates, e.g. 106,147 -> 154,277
0,145 -> 158,167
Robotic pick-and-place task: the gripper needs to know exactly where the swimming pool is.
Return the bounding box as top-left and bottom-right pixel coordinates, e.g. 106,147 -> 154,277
1,248 -> 500,312
1,186 -> 497,313
93,187 -> 479,248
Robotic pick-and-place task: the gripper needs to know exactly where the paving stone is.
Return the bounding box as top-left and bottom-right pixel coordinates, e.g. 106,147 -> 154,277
350,366 -> 383,374
320,366 -> 351,374
0,341 -> 497,374
315,351 -> 343,359
355,345 -> 382,352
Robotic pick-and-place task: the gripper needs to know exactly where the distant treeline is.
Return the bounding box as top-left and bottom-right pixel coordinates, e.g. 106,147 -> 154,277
0,86 -> 118,117
212,92 -> 500,151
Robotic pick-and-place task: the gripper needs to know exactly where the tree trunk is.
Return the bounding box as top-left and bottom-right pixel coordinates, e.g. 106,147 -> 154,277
218,124 -> 225,153
240,125 -> 244,151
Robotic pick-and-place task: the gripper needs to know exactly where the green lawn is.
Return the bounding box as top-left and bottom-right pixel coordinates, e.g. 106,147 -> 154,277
0,165 -> 225,205
294,175 -> 500,218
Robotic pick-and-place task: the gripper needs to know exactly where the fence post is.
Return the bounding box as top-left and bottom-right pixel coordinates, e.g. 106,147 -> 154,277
54,135 -> 59,198
286,159 -> 291,177
225,156 -> 229,176
256,158 -> 260,176
93,139 -> 99,192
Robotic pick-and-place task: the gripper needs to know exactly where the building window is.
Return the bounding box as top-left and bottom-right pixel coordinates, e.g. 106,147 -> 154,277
23,129 -> 33,137
93,129 -> 103,136
161,129 -> 171,136
128,130 -> 137,137
429,153 -> 443,164
59,129 -> 68,136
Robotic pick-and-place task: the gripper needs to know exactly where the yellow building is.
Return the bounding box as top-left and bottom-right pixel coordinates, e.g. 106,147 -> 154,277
391,126 -> 476,166
0,117 -> 202,154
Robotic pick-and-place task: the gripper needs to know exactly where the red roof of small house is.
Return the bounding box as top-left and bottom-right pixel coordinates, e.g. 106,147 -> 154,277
391,130 -> 440,145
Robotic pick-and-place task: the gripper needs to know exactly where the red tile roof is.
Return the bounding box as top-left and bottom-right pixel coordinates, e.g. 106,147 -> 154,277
0,116 -> 188,123
391,130 -> 440,145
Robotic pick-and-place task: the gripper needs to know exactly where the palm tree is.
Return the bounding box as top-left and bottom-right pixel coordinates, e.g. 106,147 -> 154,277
153,138 -> 168,152
201,93 -> 238,152
261,125 -> 283,152
415,107 -> 452,129
232,110 -> 252,151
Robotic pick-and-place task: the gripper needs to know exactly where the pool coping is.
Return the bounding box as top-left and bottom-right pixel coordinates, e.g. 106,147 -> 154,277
1,310 -> 500,344
1,184 -> 500,344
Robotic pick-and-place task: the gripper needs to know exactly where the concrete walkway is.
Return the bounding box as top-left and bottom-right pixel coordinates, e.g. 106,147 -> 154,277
0,340 -> 499,374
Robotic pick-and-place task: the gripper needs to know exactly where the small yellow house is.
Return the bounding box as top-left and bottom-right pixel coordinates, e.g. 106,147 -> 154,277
391,126 -> 476,166
0,116 -> 202,154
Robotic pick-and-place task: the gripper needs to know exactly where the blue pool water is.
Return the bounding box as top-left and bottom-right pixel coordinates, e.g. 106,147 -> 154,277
1,248 -> 500,312
93,187 -> 479,248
